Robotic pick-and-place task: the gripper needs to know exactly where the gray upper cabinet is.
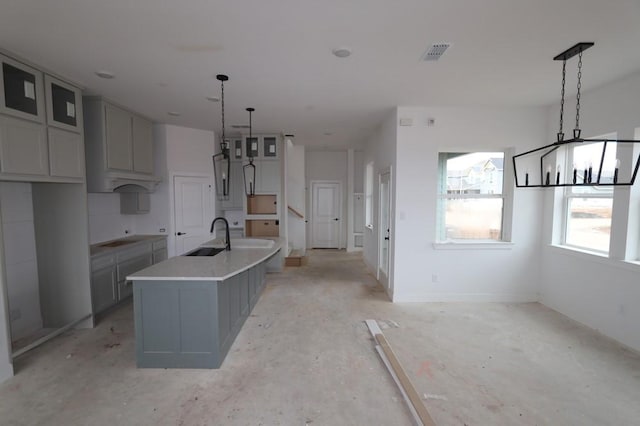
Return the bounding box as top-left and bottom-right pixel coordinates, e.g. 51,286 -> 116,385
132,115 -> 153,174
105,103 -> 133,171
0,54 -> 45,123
47,127 -> 84,178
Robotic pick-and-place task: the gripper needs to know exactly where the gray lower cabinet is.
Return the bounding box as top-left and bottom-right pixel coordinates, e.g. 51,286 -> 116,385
134,257 -> 271,369
91,264 -> 117,314
90,237 -> 166,315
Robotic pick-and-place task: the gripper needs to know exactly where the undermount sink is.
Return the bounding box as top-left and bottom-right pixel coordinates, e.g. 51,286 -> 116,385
183,247 -> 226,257
99,240 -> 134,248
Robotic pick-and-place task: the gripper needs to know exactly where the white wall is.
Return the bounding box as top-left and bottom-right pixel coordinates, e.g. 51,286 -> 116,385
155,124 -> 216,257
540,71 -> 640,351
286,140 -> 306,251
362,110 -> 398,279
87,193 -> 136,244
305,150 -> 348,249
364,106 -> 547,302
0,183 -> 42,341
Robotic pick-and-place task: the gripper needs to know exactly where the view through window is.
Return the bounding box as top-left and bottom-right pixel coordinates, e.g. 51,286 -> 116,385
438,152 -> 505,241
564,140 -> 616,253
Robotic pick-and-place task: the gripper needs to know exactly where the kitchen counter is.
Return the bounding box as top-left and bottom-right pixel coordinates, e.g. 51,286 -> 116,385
127,237 -> 283,281
90,234 -> 166,257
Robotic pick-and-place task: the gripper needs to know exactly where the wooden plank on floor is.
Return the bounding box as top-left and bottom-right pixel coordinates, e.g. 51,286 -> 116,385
366,319 -> 436,426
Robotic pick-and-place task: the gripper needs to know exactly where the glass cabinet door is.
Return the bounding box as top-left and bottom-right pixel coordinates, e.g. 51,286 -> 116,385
245,137 -> 259,158
44,75 -> 82,132
233,139 -> 243,160
263,137 -> 277,158
0,54 -> 45,122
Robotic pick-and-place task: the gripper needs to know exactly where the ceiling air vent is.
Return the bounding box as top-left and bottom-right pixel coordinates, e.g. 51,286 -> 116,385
421,43 -> 451,61
231,124 -> 250,129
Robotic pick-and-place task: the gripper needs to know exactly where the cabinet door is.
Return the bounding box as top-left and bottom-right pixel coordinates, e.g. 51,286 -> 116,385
104,103 -> 133,171
245,137 -> 259,158
132,115 -> 153,174
0,55 -> 45,123
257,160 -> 281,192
263,136 -> 278,159
152,248 -> 168,264
0,115 -> 48,176
91,266 -> 117,314
117,254 -> 152,300
48,127 -> 84,178
44,75 -> 82,133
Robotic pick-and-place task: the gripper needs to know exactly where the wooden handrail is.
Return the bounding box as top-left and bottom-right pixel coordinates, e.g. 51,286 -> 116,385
287,205 -> 304,219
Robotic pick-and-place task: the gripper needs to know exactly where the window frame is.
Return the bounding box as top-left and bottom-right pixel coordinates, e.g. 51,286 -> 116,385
365,161 -> 374,229
436,151 -> 509,243
560,136 -> 616,254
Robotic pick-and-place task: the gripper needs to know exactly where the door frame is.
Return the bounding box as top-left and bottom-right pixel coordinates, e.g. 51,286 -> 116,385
309,180 -> 343,249
170,172 -> 214,257
377,167 -> 393,293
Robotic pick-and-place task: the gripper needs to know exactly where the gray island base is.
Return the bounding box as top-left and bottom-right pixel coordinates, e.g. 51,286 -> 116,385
131,242 -> 280,369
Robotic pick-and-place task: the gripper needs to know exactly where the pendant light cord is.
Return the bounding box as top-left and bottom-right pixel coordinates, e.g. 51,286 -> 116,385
221,79 -> 225,143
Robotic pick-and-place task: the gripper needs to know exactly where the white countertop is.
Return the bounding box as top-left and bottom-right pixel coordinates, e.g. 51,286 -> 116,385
127,238 -> 282,281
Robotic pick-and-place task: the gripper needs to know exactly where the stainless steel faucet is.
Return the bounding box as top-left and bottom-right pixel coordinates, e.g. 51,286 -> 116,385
210,217 -> 231,251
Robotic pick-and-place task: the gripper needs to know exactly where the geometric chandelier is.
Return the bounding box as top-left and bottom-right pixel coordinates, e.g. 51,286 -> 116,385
513,42 -> 640,188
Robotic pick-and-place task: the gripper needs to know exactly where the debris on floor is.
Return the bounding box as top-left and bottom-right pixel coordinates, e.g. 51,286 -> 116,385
423,393 -> 448,401
377,319 -> 400,329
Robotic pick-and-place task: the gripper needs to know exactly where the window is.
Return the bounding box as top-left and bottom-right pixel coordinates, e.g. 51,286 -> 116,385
365,161 -> 374,228
437,152 -> 505,241
563,138 -> 616,253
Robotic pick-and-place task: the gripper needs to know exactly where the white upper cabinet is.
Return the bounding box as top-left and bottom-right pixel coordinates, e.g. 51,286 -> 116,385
132,115 -> 153,174
0,54 -> 45,123
44,75 -> 83,133
83,97 -> 158,192
105,103 -> 133,171
0,53 -> 85,182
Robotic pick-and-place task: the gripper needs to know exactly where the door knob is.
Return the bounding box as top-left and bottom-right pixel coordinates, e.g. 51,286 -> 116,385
176,232 -> 186,236
334,218 -> 339,221
384,236 -> 389,240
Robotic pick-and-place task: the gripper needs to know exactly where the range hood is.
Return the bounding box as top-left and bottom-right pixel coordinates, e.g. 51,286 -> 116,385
87,172 -> 161,193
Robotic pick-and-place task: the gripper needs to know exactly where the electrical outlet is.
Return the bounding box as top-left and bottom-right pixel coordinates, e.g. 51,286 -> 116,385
10,308 -> 20,321
159,228 -> 166,233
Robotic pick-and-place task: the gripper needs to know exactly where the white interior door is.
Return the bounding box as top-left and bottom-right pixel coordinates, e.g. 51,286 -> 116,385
378,170 -> 391,289
311,181 -> 341,248
173,176 -> 213,255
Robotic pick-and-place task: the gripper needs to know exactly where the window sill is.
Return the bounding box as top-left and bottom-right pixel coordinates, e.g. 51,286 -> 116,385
548,245 -> 640,272
432,241 -> 514,250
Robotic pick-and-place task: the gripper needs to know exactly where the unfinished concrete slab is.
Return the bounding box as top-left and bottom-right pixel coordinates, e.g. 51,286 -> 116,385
0,250 -> 639,425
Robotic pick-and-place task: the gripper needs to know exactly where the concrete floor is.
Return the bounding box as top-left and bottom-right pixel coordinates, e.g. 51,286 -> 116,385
1,250 -> 639,425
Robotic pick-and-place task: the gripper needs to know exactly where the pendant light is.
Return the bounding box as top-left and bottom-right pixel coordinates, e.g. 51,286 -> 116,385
212,74 -> 231,200
513,42 -> 640,188
243,107 -> 257,197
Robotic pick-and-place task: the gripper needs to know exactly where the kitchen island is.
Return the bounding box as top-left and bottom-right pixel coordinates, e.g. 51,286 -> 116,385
127,238 -> 282,369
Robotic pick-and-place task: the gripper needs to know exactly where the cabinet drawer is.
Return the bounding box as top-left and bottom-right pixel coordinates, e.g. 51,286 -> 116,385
245,220 -> 279,237
116,243 -> 152,262
152,238 -> 167,250
91,253 -> 115,271
117,254 -> 152,282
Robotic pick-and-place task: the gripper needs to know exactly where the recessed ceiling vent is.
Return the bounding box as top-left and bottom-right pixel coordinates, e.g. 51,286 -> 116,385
421,43 -> 451,61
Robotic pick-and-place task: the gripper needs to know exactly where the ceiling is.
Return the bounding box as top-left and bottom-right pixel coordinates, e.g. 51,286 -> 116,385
1,0 -> 640,148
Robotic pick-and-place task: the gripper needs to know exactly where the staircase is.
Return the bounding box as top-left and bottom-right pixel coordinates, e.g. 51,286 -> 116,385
285,248 -> 306,267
